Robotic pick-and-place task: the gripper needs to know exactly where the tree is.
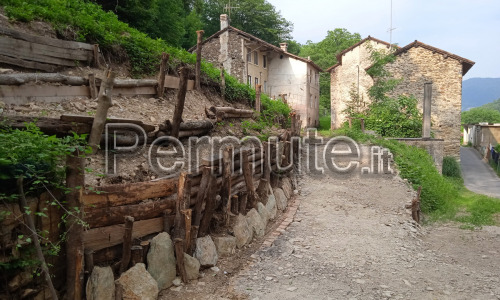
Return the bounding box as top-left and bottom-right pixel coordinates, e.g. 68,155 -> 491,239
478,98 -> 500,113
200,0 -> 293,46
462,107 -> 500,124
285,40 -> 301,55
299,29 -> 361,115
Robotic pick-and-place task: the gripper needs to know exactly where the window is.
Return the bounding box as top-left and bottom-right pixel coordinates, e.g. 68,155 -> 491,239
264,81 -> 267,93
247,48 -> 251,62
247,75 -> 252,86
263,55 -> 267,68
255,77 -> 259,87
254,52 -> 259,65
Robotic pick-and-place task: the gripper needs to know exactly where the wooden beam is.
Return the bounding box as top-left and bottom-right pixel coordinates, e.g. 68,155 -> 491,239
157,53 -> 169,97
89,69 -> 115,153
171,67 -> 189,138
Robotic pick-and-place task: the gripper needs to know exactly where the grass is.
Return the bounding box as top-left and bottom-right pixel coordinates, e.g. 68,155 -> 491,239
318,115 -> 331,136
329,127 -> 500,227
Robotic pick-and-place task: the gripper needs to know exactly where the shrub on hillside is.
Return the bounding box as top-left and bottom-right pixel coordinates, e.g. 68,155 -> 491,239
442,156 -> 462,178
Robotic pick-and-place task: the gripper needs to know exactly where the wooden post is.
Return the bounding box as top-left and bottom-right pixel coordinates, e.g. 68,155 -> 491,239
171,67 -> 189,138
84,249 -> 94,281
92,44 -> 100,68
195,30 -> 204,90
348,118 -> 352,129
198,175 -> 217,237
238,191 -> 248,215
17,177 -> 58,300
281,130 -> 291,167
130,245 -> 143,267
66,154 -> 85,300
242,149 -> 259,208
163,210 -> 171,235
360,118 -> 365,132
255,84 -> 262,113
231,195 -> 239,215
191,167 -> 211,249
174,238 -> 188,283
220,64 -> 226,101
157,52 -> 170,98
412,186 -> 422,223
88,73 -> 97,99
174,172 -> 191,240
221,146 -> 232,225
182,209 -> 192,252
119,216 -> 134,274
89,69 -> 115,153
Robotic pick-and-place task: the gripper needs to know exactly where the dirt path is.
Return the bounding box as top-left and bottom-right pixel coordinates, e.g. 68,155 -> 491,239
461,147 -> 500,198
161,144 -> 500,299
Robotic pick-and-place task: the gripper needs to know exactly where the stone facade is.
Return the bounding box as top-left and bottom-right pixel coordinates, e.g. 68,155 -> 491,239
329,38 -> 474,157
329,38 -> 391,129
192,14 -> 321,127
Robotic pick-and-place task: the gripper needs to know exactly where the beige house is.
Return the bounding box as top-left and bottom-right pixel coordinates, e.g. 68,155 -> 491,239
328,37 -> 474,156
190,14 -> 322,128
463,123 -> 500,158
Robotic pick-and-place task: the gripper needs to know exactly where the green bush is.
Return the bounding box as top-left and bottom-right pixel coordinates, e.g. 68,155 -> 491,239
442,156 -> 462,178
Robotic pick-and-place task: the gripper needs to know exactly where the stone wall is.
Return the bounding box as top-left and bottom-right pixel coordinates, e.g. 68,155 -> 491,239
384,47 -> 463,157
330,40 -> 390,129
392,138 -> 444,173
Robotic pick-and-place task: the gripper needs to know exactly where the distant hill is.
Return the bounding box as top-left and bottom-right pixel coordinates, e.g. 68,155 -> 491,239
462,78 -> 500,111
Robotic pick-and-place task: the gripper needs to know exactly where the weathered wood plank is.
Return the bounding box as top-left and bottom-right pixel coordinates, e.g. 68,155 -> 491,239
0,26 -> 94,50
82,178 -> 179,209
1,115 -> 92,136
60,114 -> 155,133
164,75 -> 195,90
0,42 -> 77,67
0,36 -> 90,61
112,86 -> 156,96
83,217 -> 163,251
0,85 -> 90,97
0,54 -> 57,72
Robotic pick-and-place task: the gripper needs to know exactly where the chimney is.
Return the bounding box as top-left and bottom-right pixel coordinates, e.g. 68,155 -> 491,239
220,14 -> 229,30
279,42 -> 288,52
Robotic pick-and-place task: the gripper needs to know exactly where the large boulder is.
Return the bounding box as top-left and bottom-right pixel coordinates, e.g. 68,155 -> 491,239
233,214 -> 253,248
257,202 -> 270,227
266,194 -> 277,220
194,235 -> 218,267
281,177 -> 293,199
147,232 -> 176,289
273,188 -> 288,211
246,208 -> 265,238
183,253 -> 200,280
86,266 -> 115,300
213,236 -> 236,257
115,263 -> 158,300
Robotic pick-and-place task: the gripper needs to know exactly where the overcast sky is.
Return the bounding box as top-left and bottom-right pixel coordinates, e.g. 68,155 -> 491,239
266,0 -> 500,79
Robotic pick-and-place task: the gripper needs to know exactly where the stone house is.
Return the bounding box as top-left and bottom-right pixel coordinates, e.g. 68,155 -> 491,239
328,37 -> 474,156
190,14 -> 322,128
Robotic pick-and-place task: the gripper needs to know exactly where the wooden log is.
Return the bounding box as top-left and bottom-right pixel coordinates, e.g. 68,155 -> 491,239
209,106 -> 254,119
242,149 -> 259,208
84,199 -> 173,228
191,167 -> 211,245
89,69 -> 115,153
65,154 -> 85,300
198,174 -> 217,237
171,67 -> 189,138
0,54 -> 57,71
282,130 -> 291,167
255,84 -> 262,113
157,52 -> 169,98
130,245 -> 143,267
164,119 -> 214,131
221,146 -> 232,226
174,238 -> 188,283
88,73 -> 97,99
60,114 -> 155,133
182,209 -> 192,253
106,79 -> 158,87
238,191 -> 248,215
195,30 -> 204,90
1,115 -> 91,136
82,177 -> 178,209
119,216 -> 134,274
83,218 -> 163,252
174,172 -> 191,240
0,25 -> 94,50
0,73 -> 88,86
0,35 -> 91,60
220,64 -> 225,101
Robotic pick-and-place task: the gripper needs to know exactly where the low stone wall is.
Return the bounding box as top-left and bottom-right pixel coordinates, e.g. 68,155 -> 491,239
391,138 -> 444,173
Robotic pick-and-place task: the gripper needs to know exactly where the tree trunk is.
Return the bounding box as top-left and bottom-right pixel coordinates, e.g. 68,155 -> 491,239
89,69 -> 115,153
195,30 -> 204,90
88,73 -> 97,99
221,147 -> 232,225
171,68 -> 189,138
